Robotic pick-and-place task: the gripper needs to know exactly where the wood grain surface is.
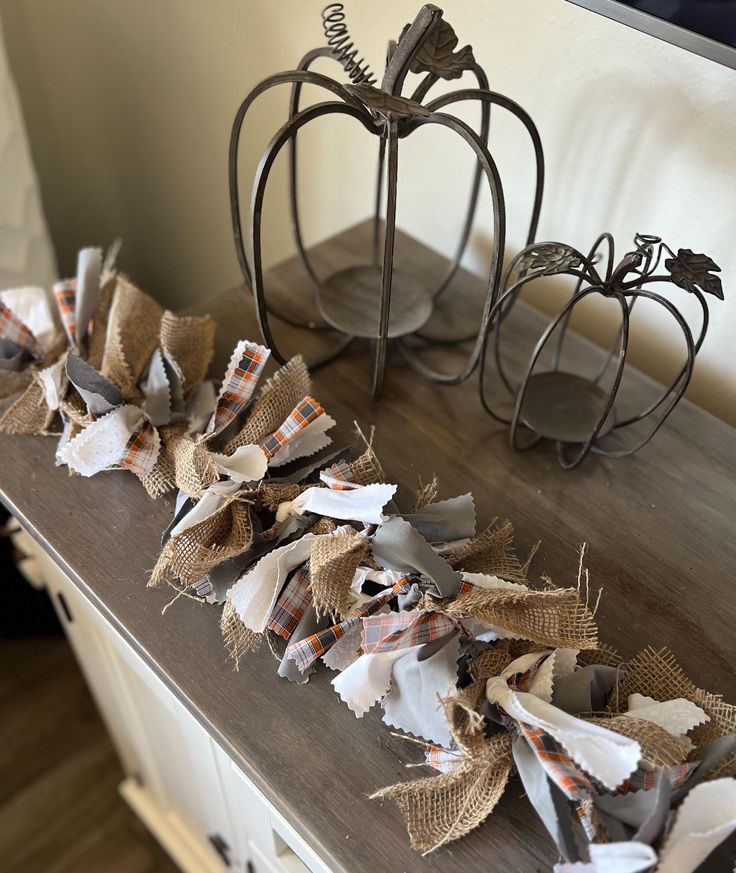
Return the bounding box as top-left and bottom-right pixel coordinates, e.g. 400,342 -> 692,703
2,221 -> 734,872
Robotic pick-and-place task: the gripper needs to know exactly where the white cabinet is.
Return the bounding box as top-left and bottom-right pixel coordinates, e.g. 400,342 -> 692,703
11,521 -> 333,873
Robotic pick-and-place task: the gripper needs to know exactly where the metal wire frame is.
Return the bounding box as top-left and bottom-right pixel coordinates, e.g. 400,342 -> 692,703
478,234 -> 709,468
229,70 -> 370,368
229,4 -> 545,397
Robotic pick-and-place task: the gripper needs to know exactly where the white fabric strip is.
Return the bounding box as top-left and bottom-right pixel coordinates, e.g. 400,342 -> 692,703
276,482 -> 397,526
209,444 -> 268,484
227,532 -> 323,633
487,652 -> 641,792
268,413 -> 336,468
332,645 -> 423,718
59,404 -> 143,477
656,778 -> 736,873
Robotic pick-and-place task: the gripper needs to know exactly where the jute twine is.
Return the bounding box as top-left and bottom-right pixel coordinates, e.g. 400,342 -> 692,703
434,586 -> 599,650
225,355 -> 310,453
611,647 -> 736,747
221,600 -> 263,669
0,375 -> 54,434
446,519 -> 530,583
149,496 -> 252,589
160,310 -> 215,390
309,528 -> 369,620
372,693 -> 513,855
412,475 -> 439,513
101,278 -> 163,403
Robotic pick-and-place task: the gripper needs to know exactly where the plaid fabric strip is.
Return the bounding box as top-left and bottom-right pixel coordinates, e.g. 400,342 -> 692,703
207,341 -> 269,435
320,458 -> 358,491
360,609 -> 458,655
518,722 -> 593,800
119,421 -> 161,477
54,279 -> 77,345
576,803 -> 597,841
286,577 -> 411,673
260,395 -> 324,461
0,302 -> 43,359
624,762 -> 696,793
268,564 -> 312,641
425,744 -> 463,774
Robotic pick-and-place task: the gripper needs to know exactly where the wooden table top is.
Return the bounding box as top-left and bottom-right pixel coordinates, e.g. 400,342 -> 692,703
2,221 -> 734,872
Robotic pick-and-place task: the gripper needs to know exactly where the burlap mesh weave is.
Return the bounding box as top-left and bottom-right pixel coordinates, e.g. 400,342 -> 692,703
160,310 -> 215,389
709,746 -> 736,780
225,355 -> 310,453
101,278 -> 163,403
438,586 -> 598,650
611,647 -> 736,746
149,496 -> 252,589
253,482 -> 303,512
587,715 -> 691,770
347,445 -> 385,486
372,732 -> 513,854
309,528 -> 369,619
468,639 -> 515,683
221,599 -> 263,669
140,426 -> 179,498
307,517 -> 338,536
167,432 -> 220,499
446,520 -> 527,582
0,376 -> 54,434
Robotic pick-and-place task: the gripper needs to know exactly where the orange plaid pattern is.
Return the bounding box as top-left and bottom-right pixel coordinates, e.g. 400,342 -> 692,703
207,341 -> 270,435
0,302 -> 43,359
268,564 -> 312,641
360,609 -> 458,655
120,421 -> 160,477
286,577 -> 412,673
320,459 -> 357,490
54,279 -> 77,345
260,395 -> 324,461
517,722 -> 593,800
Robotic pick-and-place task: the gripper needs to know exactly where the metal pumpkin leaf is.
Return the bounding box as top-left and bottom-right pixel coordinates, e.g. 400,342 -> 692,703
517,243 -> 584,277
344,83 -> 432,119
400,20 -> 476,80
664,249 -> 724,299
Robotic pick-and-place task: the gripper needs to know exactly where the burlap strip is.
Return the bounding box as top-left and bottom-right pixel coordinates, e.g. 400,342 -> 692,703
160,310 -> 215,389
446,519 -> 528,583
436,586 -> 598,650
611,647 -> 736,747
309,528 -> 370,620
101,278 -> 163,403
149,496 -> 252,588
225,355 -> 310,453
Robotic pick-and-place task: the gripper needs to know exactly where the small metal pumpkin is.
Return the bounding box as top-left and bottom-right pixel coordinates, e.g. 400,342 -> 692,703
480,233 -> 723,468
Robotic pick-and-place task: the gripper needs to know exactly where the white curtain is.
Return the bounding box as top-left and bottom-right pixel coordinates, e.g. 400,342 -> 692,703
0,15 -> 56,290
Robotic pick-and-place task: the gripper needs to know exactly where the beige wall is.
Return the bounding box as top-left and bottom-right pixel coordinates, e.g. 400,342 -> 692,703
2,0 -> 736,424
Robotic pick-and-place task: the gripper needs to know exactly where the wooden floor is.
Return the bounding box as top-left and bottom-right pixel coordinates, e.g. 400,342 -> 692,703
0,635 -> 180,873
